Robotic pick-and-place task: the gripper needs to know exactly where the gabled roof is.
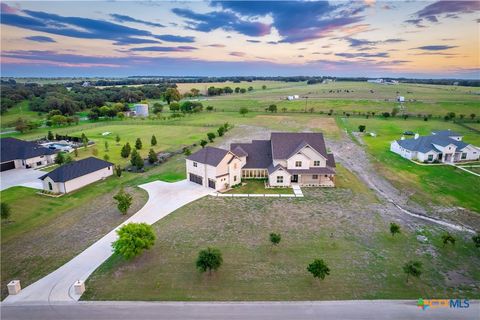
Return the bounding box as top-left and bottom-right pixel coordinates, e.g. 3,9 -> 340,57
270,132 -> 328,160
231,146 -> 248,157
187,146 -> 230,166
396,135 -> 469,153
230,140 -> 272,168
1,137 -> 55,162
267,163 -> 289,175
431,130 -> 461,137
40,157 -> 113,182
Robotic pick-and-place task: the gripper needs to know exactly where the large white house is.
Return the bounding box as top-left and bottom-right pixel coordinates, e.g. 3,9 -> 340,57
390,130 -> 479,163
0,137 -> 56,171
186,132 -> 336,191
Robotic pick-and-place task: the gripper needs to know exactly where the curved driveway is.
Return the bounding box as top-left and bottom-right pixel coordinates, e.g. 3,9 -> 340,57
3,180 -> 211,304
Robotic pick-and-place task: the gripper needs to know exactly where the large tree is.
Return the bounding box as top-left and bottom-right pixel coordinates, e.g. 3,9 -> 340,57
112,223 -> 156,260
164,88 -> 181,104
196,247 -> 223,275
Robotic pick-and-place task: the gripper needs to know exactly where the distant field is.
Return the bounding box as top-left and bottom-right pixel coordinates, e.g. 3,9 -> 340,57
0,101 -> 44,128
175,80 -> 301,95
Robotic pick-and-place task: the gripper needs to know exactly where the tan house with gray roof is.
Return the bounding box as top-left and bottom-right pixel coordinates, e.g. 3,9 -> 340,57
186,132 -> 336,190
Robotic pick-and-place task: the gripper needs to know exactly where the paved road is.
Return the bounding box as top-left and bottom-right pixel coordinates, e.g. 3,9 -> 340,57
1,300 -> 478,320
3,180 -> 211,304
0,168 -> 44,191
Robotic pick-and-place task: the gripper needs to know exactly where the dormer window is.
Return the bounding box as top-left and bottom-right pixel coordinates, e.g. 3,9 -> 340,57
314,161 -> 320,166
295,161 -> 302,167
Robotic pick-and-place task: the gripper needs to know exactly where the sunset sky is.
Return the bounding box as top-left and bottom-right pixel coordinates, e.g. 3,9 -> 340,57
1,1 -> 479,78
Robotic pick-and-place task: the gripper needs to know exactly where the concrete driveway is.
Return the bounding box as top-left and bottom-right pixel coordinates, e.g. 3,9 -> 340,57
0,168 -> 45,191
3,180 -> 211,304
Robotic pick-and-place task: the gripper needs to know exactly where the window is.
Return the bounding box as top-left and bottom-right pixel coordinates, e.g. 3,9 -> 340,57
277,176 -> 283,183
234,176 -> 237,182
193,162 -> 197,167
461,153 -> 467,160
295,161 -> 302,167
314,161 -> 321,166
48,182 -> 53,191
312,175 -> 318,179
37,161 -> 42,166
427,155 -> 433,161
108,166 -> 111,170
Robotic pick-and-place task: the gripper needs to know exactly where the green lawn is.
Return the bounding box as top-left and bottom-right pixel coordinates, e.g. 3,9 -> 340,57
82,165 -> 479,301
339,117 -> 480,212
0,101 -> 45,128
226,179 -> 293,194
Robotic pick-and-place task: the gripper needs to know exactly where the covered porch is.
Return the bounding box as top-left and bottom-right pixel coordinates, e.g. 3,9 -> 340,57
294,174 -> 335,187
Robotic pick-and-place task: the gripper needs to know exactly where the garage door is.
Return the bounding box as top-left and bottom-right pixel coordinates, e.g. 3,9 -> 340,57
208,179 -> 216,189
189,173 -> 203,185
1,161 -> 15,172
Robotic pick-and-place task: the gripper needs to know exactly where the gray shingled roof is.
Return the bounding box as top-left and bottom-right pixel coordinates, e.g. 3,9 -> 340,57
270,132 -> 328,160
1,137 -> 55,162
288,167 -> 336,175
187,146 -> 230,166
431,130 -> 461,136
326,154 -> 336,167
40,157 -> 113,182
231,146 -> 248,157
396,135 -> 469,153
230,140 -> 272,168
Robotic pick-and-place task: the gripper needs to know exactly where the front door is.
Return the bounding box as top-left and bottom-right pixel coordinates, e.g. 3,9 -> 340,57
291,175 -> 298,183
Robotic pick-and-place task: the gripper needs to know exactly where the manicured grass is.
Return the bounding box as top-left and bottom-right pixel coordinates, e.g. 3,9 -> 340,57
339,117 -> 480,212
226,179 -> 293,194
82,167 -> 479,301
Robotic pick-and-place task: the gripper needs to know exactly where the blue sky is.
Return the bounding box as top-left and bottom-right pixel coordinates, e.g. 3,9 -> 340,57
1,1 -> 479,78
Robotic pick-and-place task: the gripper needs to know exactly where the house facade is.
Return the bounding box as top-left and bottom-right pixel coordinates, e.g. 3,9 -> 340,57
186,132 -> 336,190
0,137 -> 56,171
390,130 -> 479,163
39,157 -> 114,194
186,147 -> 242,191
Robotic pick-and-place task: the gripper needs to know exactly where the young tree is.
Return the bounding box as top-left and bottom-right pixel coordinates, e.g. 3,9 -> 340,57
390,223 -> 401,236
64,153 -> 73,164
113,188 -> 133,215
470,113 -> 476,120
103,154 -> 110,161
307,259 -> 330,280
472,234 -> 480,248
115,134 -> 121,145
135,138 -> 142,150
104,141 -> 109,151
358,125 -> 366,133
196,247 -> 223,274
130,149 -> 144,169
55,152 -> 65,165
269,233 -> 281,246
184,148 -> 191,156
217,126 -> 225,137
115,165 -> 122,177
73,147 -> 78,157
152,103 -> 163,114
47,130 -> 54,140
200,139 -> 208,148
169,102 -> 180,113
403,260 -> 422,283
92,148 -> 99,156
81,133 -> 89,149
112,223 -> 156,260
151,135 -> 157,146
1,202 -> 11,220
121,143 -> 131,158
207,132 -> 216,143
239,107 -> 249,117
262,85 -> 267,90
148,148 -> 158,164
442,233 -> 456,247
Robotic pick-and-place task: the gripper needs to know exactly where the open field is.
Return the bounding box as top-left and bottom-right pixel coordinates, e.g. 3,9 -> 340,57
82,165 -> 479,301
0,101 -> 44,128
338,117 -> 480,212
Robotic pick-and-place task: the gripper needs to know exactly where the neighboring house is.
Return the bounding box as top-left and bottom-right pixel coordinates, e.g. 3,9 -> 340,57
186,146 -> 242,191
390,130 -> 479,163
0,137 -> 56,171
186,132 -> 336,190
39,157 -> 114,194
